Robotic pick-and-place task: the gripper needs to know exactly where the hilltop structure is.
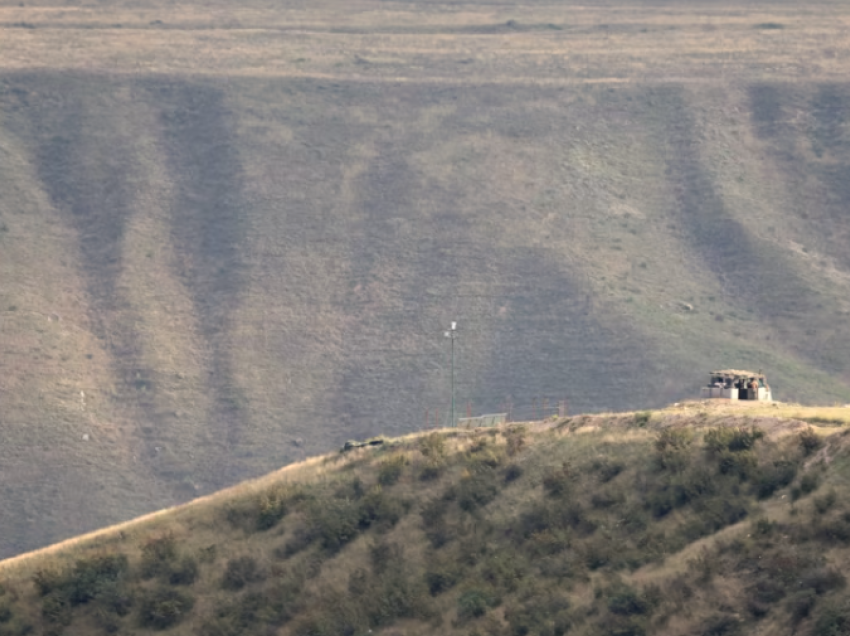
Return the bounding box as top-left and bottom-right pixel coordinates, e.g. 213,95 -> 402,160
701,370 -> 772,401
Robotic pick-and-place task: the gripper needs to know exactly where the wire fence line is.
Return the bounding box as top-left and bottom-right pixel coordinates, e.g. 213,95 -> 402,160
422,397 -> 570,429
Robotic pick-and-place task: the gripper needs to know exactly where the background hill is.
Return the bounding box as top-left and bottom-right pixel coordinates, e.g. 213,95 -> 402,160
2,406 -> 850,636
3,0 -> 850,557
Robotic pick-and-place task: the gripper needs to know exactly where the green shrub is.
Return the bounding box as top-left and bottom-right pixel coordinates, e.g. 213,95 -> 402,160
198,544 -> 217,564
583,534 -> 618,570
794,472 -> 821,500
814,597 -> 850,636
138,587 -> 194,630
704,427 -> 763,454
754,460 -> 796,499
591,458 -> 625,483
256,486 -> 295,530
480,553 -> 526,593
804,417 -> 845,426
334,477 -> 365,501
542,464 -> 572,498
524,528 -> 571,558
308,499 -> 360,552
41,594 -> 71,626
634,412 -> 651,427
458,473 -> 499,511
645,465 -> 718,518
358,487 -> 406,531
221,556 -> 262,590
97,580 -> 134,617
688,548 -> 718,583
591,486 -> 625,509
168,556 -> 199,586
517,500 -> 593,541
646,488 -> 674,518
699,613 -> 740,636
378,455 -> 407,486
35,552 -> 130,619
467,445 -> 506,472
0,604 -> 10,624
749,576 -> 785,604
420,496 -> 449,527
815,517 -> 850,543
419,463 -> 443,481
504,428 -> 526,457
800,567 -> 846,594
279,527 -> 313,558
692,494 -> 749,534
457,588 -> 495,621
419,433 -> 446,460
364,568 -> 428,627
70,554 -> 129,606
751,517 -> 776,537
716,449 -> 757,479
799,428 -> 823,455
786,589 -> 817,624
224,501 -> 257,531
369,539 -> 403,574
607,584 -> 653,616
504,591 -> 570,636
504,463 -> 523,483
33,568 -> 65,597
425,565 -> 460,596
654,429 -> 693,472
814,489 -> 838,514
140,534 -> 178,579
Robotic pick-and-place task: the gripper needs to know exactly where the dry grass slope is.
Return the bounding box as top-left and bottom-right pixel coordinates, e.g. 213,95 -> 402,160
2,0 -> 850,558
2,405 -> 850,636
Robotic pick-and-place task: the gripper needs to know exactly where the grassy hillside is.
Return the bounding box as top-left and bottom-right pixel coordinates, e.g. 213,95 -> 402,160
2,405 -> 850,636
3,0 -> 850,557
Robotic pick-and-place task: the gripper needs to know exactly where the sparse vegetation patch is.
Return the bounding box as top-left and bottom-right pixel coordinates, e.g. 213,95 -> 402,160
1,413 -> 849,635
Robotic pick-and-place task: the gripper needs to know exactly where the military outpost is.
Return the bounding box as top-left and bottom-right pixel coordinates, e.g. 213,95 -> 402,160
701,369 -> 772,401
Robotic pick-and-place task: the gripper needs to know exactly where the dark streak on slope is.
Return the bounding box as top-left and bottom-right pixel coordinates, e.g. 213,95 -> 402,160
146,79 -> 250,483
649,84 -> 816,321
747,83 -> 850,374
473,251 -> 666,415
750,82 -> 850,261
808,85 -> 850,258
329,85 -> 471,438
1,72 -> 165,433
328,83 -> 666,429
750,84 -> 787,142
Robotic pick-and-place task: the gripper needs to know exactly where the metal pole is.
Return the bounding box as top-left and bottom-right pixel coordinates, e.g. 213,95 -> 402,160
451,333 -> 455,427
445,321 -> 457,428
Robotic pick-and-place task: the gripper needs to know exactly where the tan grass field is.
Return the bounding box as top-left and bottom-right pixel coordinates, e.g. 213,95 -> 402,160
1,1 -> 850,84
1,404 -> 849,635
2,0 -> 850,559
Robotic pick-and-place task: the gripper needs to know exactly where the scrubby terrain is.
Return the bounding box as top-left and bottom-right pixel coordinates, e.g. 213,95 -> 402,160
3,0 -> 850,557
1,404 -> 850,636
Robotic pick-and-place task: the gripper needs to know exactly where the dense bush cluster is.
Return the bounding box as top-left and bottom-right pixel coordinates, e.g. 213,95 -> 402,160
10,421 -> 846,636
33,553 -> 131,633
137,587 -> 194,630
